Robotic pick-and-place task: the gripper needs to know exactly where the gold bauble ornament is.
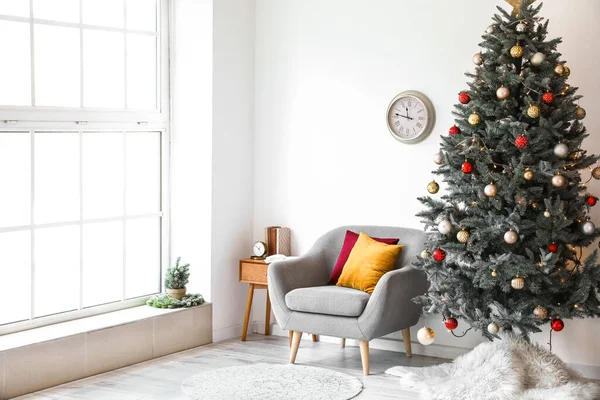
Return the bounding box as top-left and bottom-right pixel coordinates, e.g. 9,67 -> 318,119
592,167 -> 600,180
510,45 -> 524,58
527,105 -> 540,118
552,173 -> 567,188
511,275 -> 525,290
456,229 -> 470,243
427,180 -> 440,194
554,64 -> 565,76
496,86 -> 510,100
420,249 -> 431,259
523,168 -> 534,181
468,113 -> 481,126
491,270 -> 498,277
576,107 -> 586,120
564,66 -> 571,78
417,326 -> 435,345
533,305 -> 548,319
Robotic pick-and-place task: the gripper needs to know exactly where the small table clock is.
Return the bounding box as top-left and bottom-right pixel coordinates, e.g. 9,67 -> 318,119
251,241 -> 267,259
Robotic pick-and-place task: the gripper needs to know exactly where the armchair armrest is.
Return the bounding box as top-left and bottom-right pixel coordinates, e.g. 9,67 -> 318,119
358,264 -> 428,339
267,251 -> 329,329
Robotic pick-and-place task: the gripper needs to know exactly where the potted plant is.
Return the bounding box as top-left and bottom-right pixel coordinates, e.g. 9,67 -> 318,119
165,257 -> 190,300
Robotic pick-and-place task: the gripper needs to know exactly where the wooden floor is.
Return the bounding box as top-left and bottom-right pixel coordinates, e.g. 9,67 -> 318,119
16,334 -> 448,399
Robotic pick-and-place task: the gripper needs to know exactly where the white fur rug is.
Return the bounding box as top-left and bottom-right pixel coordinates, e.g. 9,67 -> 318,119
386,334 -> 600,400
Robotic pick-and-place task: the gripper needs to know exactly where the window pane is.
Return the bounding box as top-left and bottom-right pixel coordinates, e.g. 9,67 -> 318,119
82,221 -> 122,307
34,225 -> 79,317
34,132 -> 79,224
82,0 -> 124,28
0,132 -> 30,228
83,30 -> 125,109
82,132 -> 123,219
33,0 -> 79,23
125,218 -> 159,298
34,25 -> 80,107
126,0 -> 156,31
0,0 -> 29,17
126,132 -> 160,214
126,34 -> 156,110
0,231 -> 31,325
0,21 -> 31,106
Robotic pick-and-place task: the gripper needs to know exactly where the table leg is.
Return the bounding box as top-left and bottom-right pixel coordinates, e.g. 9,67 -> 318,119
265,289 -> 271,336
242,283 -> 255,341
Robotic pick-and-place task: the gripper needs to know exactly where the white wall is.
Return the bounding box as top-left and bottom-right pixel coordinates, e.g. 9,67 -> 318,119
211,0 -> 256,341
253,0 -> 600,373
171,0 -> 255,341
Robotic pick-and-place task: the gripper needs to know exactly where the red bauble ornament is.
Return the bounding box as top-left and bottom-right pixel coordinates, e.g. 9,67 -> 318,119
551,318 -> 564,332
587,196 -> 597,206
449,125 -> 461,135
542,92 -> 555,105
459,92 -> 471,104
548,243 -> 559,253
445,317 -> 458,331
515,135 -> 529,149
462,161 -> 474,174
432,248 -> 446,262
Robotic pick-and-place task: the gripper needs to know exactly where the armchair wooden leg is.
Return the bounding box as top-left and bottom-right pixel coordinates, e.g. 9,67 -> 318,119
402,328 -> 412,358
340,338 -> 346,348
311,334 -> 318,342
289,330 -> 293,347
290,331 -> 303,364
359,340 -> 369,375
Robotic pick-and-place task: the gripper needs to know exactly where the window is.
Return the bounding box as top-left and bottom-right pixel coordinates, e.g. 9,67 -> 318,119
0,0 -> 169,333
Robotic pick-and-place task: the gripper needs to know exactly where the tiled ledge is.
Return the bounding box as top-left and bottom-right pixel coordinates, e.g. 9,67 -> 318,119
0,303 -> 212,399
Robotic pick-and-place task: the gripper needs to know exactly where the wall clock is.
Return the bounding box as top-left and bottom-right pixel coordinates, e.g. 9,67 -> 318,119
386,90 -> 436,144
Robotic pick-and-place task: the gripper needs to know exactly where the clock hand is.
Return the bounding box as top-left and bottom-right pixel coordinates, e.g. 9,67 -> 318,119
395,113 -> 411,120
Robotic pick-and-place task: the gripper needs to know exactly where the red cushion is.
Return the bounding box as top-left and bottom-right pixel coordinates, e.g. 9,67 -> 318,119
327,230 -> 399,285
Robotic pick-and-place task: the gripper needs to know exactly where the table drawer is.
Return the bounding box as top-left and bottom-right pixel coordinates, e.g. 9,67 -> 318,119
240,262 -> 268,284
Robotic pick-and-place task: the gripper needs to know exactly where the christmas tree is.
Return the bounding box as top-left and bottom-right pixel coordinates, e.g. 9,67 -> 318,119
414,0 -> 600,342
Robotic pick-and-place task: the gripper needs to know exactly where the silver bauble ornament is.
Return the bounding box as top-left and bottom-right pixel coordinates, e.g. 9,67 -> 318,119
496,86 -> 510,100
487,322 -> 500,335
534,306 -> 548,319
420,249 -> 431,259
516,23 -> 528,33
530,52 -> 545,67
438,220 -> 453,235
552,174 -> 567,188
544,210 -> 551,218
473,52 -> 483,66
417,326 -> 435,345
511,275 -> 525,290
581,220 -> 596,235
554,143 -> 569,159
484,183 -> 497,197
434,152 -> 443,165
486,25 -> 495,34
504,230 -> 518,244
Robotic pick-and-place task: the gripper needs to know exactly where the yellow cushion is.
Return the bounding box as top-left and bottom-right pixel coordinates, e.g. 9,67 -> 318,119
336,232 -> 404,294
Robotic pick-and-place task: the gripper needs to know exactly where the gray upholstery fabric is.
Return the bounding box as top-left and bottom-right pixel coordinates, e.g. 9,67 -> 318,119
268,226 -> 428,341
285,286 -> 370,317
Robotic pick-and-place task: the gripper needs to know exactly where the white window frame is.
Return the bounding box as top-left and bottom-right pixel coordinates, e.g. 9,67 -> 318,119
0,0 -> 171,335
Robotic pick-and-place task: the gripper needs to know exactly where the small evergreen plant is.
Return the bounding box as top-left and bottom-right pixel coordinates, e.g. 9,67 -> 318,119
164,257 -> 190,290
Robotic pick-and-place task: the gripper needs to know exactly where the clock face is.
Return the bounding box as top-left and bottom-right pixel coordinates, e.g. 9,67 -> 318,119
386,91 -> 436,144
253,241 -> 267,257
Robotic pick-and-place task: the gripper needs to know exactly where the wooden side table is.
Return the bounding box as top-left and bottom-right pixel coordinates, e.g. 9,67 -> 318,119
239,258 -> 271,341
239,258 -> 320,344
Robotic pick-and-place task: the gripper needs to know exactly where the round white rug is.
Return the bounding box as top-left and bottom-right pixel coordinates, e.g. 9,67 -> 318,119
181,363 -> 363,400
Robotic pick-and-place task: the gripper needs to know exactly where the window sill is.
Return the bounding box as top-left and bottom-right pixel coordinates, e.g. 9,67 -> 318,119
0,303 -> 210,352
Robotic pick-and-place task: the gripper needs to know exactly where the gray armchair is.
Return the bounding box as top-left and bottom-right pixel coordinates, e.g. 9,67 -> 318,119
268,225 -> 428,375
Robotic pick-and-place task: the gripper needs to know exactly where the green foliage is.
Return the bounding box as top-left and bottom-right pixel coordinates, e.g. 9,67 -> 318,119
146,293 -> 205,309
414,1 -> 600,340
164,257 -> 190,290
